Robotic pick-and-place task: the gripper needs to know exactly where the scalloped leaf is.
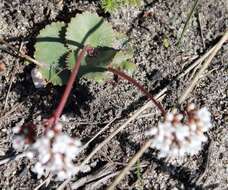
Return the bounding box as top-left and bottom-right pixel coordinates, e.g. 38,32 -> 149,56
66,12 -> 114,50
67,47 -> 135,82
66,12 -> 135,82
33,12 -> 136,84
67,47 -> 116,82
110,49 -> 137,75
34,22 -> 69,85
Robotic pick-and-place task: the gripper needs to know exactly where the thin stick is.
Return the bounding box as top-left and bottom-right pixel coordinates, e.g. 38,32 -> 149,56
34,174 -> 52,190
4,65 -> 17,110
108,67 -> 166,116
107,140 -> 152,190
177,45 -> 216,79
179,30 -> 228,103
198,12 -> 205,48
176,0 -> 199,46
81,114 -> 120,151
0,38 -> 43,67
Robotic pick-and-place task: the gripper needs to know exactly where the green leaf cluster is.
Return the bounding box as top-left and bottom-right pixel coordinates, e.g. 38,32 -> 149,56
101,0 -> 141,12
34,12 -> 136,85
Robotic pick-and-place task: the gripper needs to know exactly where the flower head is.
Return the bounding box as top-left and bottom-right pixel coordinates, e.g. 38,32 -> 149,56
12,123 -> 36,151
12,122 -> 82,180
146,105 -> 212,158
31,125 -> 82,180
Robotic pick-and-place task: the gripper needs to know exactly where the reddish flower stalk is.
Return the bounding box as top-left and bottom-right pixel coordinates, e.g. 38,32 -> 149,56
45,46 -> 90,127
107,67 -> 166,116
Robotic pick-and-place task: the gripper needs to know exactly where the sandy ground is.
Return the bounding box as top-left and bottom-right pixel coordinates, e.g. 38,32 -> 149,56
0,0 -> 227,189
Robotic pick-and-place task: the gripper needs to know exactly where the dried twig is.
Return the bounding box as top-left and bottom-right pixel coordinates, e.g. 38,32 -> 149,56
179,30 -> 228,103
177,45 -> 216,79
0,37 -> 43,67
107,140 -> 152,190
71,164 -> 116,189
198,12 -> 205,48
81,113 -> 121,151
34,174 -> 53,190
176,0 -> 199,46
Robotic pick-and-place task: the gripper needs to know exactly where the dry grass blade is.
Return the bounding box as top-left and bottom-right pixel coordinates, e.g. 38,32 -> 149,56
179,30 -> 228,103
0,37 -> 43,67
3,42 -> 24,111
81,114 -> 121,151
177,45 -> 216,79
34,174 -> 52,190
71,164 -> 116,189
176,0 -> 199,46
107,139 -> 152,190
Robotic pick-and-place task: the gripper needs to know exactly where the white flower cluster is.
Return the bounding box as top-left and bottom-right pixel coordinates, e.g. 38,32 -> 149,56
12,123 -> 82,181
31,128 -> 82,180
146,105 -> 212,158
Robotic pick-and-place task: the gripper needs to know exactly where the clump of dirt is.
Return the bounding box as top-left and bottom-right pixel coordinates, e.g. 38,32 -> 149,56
0,0 -> 227,189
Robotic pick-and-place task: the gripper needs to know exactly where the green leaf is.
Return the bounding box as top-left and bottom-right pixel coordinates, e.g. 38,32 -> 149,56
66,12 -> 114,50
110,49 -> 136,75
67,47 -> 117,82
66,12 -> 131,82
33,12 -> 136,84
34,22 -> 69,85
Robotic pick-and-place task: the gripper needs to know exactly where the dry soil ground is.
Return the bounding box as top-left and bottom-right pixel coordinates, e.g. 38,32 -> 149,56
0,0 -> 227,189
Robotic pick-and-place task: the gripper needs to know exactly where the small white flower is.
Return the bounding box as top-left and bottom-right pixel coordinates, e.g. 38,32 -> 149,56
32,162 -> 47,179
31,126 -> 82,181
12,135 -> 28,151
12,122 -> 82,181
12,123 -> 36,151
147,105 -> 212,158
196,107 -> 212,130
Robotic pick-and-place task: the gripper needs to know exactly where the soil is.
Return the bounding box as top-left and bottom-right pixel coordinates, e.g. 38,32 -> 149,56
0,0 -> 227,189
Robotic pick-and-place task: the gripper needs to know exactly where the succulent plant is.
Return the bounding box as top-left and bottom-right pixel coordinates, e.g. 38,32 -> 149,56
34,12 -> 136,85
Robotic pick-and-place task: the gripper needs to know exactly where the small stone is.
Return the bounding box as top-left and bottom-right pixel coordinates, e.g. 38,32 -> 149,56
31,68 -> 46,88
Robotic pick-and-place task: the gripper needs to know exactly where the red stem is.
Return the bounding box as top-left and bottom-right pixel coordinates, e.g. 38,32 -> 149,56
46,46 -> 89,127
107,67 -> 166,116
